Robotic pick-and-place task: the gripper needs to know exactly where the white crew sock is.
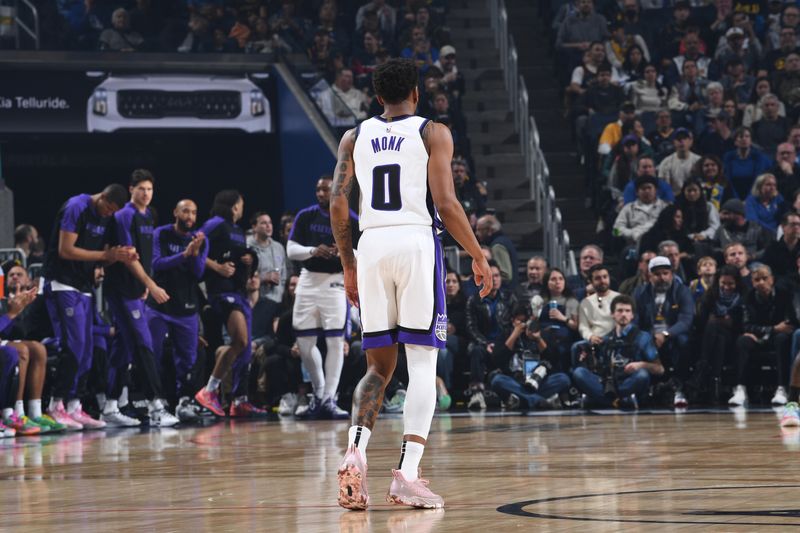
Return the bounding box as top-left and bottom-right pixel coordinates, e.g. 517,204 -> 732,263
296,336 -> 325,398
103,399 -> 119,414
322,336 -> 345,401
2,407 -> 13,420
66,399 -> 81,413
14,400 -> 24,418
48,397 -> 63,412
348,425 -> 372,461
28,399 -> 42,419
398,441 -> 425,482
206,376 -> 222,392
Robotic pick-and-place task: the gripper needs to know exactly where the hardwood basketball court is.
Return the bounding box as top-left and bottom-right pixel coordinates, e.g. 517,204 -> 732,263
3,409 -> 799,531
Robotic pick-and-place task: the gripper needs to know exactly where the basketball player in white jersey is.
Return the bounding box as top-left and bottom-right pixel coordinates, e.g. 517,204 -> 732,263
330,58 -> 492,510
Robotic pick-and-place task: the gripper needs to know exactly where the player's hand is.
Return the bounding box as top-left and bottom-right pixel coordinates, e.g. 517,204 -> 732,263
218,261 -> 236,278
343,262 -> 359,308
149,285 -> 170,304
5,287 -> 37,318
106,246 -> 137,264
312,245 -> 336,259
472,256 -> 493,298
290,342 -> 300,358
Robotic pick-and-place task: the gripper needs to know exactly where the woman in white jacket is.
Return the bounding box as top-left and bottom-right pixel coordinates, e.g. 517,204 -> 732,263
630,63 -> 668,113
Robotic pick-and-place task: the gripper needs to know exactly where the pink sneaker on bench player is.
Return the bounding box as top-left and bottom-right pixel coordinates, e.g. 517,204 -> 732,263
386,469 -> 444,509
337,444 -> 369,510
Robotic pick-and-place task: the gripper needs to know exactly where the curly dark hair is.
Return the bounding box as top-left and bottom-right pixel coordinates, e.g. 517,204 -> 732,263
373,58 -> 419,104
210,189 -> 242,222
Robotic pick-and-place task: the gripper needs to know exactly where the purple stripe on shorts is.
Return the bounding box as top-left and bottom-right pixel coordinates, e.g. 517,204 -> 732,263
295,327 -> 324,337
362,330 -> 398,350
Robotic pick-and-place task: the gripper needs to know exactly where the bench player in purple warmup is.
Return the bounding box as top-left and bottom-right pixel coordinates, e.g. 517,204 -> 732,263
331,58 -> 492,510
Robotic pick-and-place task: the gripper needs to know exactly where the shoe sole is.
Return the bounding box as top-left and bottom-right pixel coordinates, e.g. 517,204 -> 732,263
781,419 -> 800,427
385,492 -> 444,509
338,463 -> 369,510
194,393 -> 225,417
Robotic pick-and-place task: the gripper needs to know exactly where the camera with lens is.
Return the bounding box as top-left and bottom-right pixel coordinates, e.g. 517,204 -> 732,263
521,349 -> 552,392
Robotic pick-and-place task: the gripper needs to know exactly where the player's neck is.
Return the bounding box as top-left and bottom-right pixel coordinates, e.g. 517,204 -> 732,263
381,102 -> 416,119
133,201 -> 148,213
173,223 -> 189,236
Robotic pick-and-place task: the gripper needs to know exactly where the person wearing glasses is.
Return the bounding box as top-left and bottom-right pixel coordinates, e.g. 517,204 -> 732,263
770,142 -> 800,200
572,265 -> 620,369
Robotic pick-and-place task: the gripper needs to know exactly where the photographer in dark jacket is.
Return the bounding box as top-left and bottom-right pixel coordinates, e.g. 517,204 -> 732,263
634,256 -> 695,408
489,303 -> 571,411
465,262 -> 517,409
572,294 -> 663,407
728,264 -> 797,407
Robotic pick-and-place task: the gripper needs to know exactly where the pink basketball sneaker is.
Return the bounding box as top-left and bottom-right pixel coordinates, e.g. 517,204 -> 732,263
386,469 -> 444,509
337,444 -> 369,510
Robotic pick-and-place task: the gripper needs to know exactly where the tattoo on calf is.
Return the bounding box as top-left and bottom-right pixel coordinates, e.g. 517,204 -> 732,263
352,371 -> 386,428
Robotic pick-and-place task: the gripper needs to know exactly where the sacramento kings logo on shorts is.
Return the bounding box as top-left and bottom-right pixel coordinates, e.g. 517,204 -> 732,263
435,313 -> 448,342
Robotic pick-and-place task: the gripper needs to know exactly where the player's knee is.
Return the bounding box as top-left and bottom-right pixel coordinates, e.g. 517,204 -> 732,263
15,344 -> 29,363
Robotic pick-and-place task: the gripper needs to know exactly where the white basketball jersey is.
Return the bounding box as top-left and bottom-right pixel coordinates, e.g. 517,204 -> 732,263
353,115 -> 435,231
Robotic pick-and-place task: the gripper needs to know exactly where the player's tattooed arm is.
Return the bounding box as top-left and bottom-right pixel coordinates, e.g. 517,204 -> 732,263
331,128 -> 357,268
352,370 -> 386,429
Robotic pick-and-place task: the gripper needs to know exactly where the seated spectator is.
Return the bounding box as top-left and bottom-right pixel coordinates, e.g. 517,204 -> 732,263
697,110 -> 736,159
400,25 -> 438,74
764,5 -> 800,63
351,31 -> 382,86
308,28 -> 340,80
717,27 -> 762,76
676,178 -> 722,244
317,2 -> 351,57
604,21 -> 650,71
98,8 -> 144,51
716,200 -> 775,259
452,159 -> 487,222
688,256 -> 718,302
723,97 -> 743,128
638,206 -> 694,264
619,44 -> 648,90
584,63 -> 627,118
771,142 -> 800,200
598,102 -> 637,156
630,63 -> 668,115
772,52 -> 800,122
520,256 -> 549,303
268,0 -> 309,52
177,14 -> 214,53
331,68 -> 368,124
723,126 -> 774,200
607,134 -> 641,198
439,271 -> 468,404
659,238 -> 692,283
745,172 -> 786,233
689,264 -> 746,403
531,268 -> 580,372
694,155 -> 732,210
763,26 -> 800,77
647,109 -> 676,164
667,59 -> 709,125
353,8 -> 393,53
619,250 -> 656,296
431,92 -> 466,138
567,42 -> 618,110
656,1 -> 693,62
465,262 -> 516,409
476,215 -> 519,288
728,264 -> 795,406
356,0 -> 396,37
556,0 -> 610,69
572,294 -> 664,407
435,46 -> 465,106
658,128 -> 702,195
752,94 -> 792,157
573,264 -> 620,364
743,78 -> 787,127
614,175 -> 669,248
567,244 -> 605,300
762,211 -> 800,281
669,30 -> 713,85
621,156 -> 674,204
633,256 -> 695,407
489,304 -> 571,411
13,224 -> 39,265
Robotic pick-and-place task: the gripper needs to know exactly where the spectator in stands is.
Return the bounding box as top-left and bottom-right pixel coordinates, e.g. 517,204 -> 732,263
647,109 -> 676,164
356,0 -> 396,38
729,264 -> 795,406
752,95 -> 791,157
520,256 -> 549,302
435,45 -> 465,107
567,244 -> 605,300
772,52 -> 800,121
452,159 -> 486,223
476,215 -> 520,288
698,110 -> 736,159
694,155 -> 732,210
668,59 -> 709,129
718,27 -> 762,75
634,256 -> 695,407
661,239 -> 692,282
763,26 -> 800,76
556,0 -> 610,68
675,178 -> 721,244
400,25 -> 438,73
688,256 -> 717,302
657,1 -> 693,62
723,97 -> 743,128
432,92 -> 466,139
331,68 -> 368,123
670,29 -> 713,83
573,264 -> 620,364
716,200 -> 775,258
268,1 -> 309,52
723,126 -> 773,200
584,63 -> 627,119
723,241 -> 754,287
598,102 -> 637,156
607,134 -> 641,198
658,128 -> 702,195
567,41 -> 614,104
13,224 -> 38,264
765,5 -> 800,55
351,30 -> 382,87
177,13 -> 213,53
530,268 -> 580,371
308,28 -> 339,80
614,175 -> 669,248
742,78 -> 785,127
98,8 -> 144,52
604,21 -> 650,71
572,294 -> 663,408
489,302 -> 571,411
442,270 -> 468,392
690,264 -> 746,403
630,63 -> 668,114
638,207 -> 693,266
317,2 -> 351,57
619,250 -> 656,295
465,262 -> 516,409
619,44 -> 647,89
745,173 -> 786,232
621,155 -> 674,204
762,212 -> 800,280
770,142 -> 800,200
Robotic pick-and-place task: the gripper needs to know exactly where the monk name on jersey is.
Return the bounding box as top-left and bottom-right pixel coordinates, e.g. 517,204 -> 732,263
370,135 -> 405,153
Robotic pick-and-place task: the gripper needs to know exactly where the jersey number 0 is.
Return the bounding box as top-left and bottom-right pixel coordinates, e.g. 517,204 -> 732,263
371,164 -> 402,211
